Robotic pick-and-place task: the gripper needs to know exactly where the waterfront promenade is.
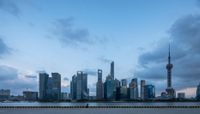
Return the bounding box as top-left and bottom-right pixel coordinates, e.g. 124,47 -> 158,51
0,106 -> 200,114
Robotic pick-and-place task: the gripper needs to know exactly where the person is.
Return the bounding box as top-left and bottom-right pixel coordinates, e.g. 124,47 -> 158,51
86,103 -> 89,108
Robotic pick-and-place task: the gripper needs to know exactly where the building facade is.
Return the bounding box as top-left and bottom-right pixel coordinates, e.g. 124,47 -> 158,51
23,91 -> 38,101
196,83 -> 200,100
0,89 -> 10,100
70,71 -> 89,100
129,78 -> 139,100
39,72 -> 61,101
104,75 -> 115,100
144,85 -> 155,100
140,80 -> 145,100
96,69 -> 104,100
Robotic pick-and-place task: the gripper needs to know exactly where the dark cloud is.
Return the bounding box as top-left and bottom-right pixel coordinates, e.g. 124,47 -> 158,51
0,65 -> 37,95
63,77 -> 69,81
25,75 -> 37,79
98,56 -> 112,63
51,17 -> 91,46
0,65 -> 18,81
0,0 -> 20,16
136,14 -> 200,95
83,69 -> 97,76
0,37 -> 11,58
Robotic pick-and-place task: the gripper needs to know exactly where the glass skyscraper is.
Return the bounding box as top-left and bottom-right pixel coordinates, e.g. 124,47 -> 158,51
70,71 -> 89,100
144,85 -> 155,100
39,72 -> 61,101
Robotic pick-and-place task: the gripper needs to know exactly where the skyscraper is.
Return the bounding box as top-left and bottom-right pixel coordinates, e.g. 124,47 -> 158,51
140,80 -> 145,100
70,75 -> 77,100
110,61 -> 114,79
144,85 -> 155,100
165,45 -> 176,99
39,72 -> 61,101
196,83 -> 200,100
96,69 -> 104,100
129,78 -> 139,100
39,72 -> 49,100
104,75 -> 115,100
51,73 -> 61,100
70,71 -> 89,100
120,79 -> 128,100
121,79 -> 127,87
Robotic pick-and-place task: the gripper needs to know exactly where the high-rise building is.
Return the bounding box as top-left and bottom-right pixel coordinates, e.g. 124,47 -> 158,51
165,45 -> 176,99
196,83 -> 200,100
110,61 -> 114,79
140,80 -> 145,100
39,72 -> 61,101
177,92 -> 185,100
96,69 -> 104,100
39,73 -> 49,100
0,89 -> 10,100
144,85 -> 155,100
70,75 -> 77,100
51,73 -> 61,100
104,75 -> 115,100
70,71 -> 89,100
23,91 -> 38,101
120,79 -> 128,100
129,78 -> 139,100
121,79 -> 127,87
114,79 -> 121,100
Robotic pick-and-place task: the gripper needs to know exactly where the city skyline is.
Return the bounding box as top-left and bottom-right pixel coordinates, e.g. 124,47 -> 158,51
0,0 -> 200,98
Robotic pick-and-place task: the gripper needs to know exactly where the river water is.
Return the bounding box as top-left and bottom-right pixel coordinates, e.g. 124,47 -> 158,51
1,102 -> 200,106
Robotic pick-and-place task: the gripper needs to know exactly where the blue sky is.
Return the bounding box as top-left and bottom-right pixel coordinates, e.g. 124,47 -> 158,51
0,0 -> 200,97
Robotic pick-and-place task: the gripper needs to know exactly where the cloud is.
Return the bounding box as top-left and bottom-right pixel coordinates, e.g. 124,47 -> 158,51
25,75 -> 37,79
0,65 -> 18,81
98,56 -> 112,63
136,14 -> 200,96
83,69 -> 97,76
0,0 -> 20,16
0,37 -> 11,58
63,77 -> 69,81
51,17 -> 91,46
0,65 -> 37,95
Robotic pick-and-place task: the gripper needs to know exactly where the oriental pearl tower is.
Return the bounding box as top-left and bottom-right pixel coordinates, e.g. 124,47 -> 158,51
165,45 -> 176,99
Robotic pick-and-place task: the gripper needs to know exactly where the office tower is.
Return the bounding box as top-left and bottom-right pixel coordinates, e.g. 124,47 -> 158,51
121,79 -> 127,87
140,80 -> 145,100
114,79 -> 121,88
165,45 -> 176,98
110,61 -> 114,79
0,89 -> 10,100
39,72 -> 61,101
119,79 -> 128,100
70,75 -> 77,100
23,91 -> 38,101
114,79 -> 121,100
51,73 -> 61,100
196,83 -> 200,100
177,92 -> 185,100
129,78 -> 139,100
96,69 -> 104,100
144,85 -> 155,100
39,73 -> 49,100
104,75 -> 115,100
70,71 -> 89,100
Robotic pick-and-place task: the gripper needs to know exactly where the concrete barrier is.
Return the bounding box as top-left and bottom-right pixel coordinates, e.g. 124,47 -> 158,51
1,106 -> 200,109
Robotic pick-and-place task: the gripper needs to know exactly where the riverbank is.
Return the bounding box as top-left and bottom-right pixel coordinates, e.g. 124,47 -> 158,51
0,108 -> 200,114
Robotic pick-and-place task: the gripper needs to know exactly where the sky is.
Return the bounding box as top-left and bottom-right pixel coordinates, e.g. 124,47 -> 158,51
0,0 -> 200,97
